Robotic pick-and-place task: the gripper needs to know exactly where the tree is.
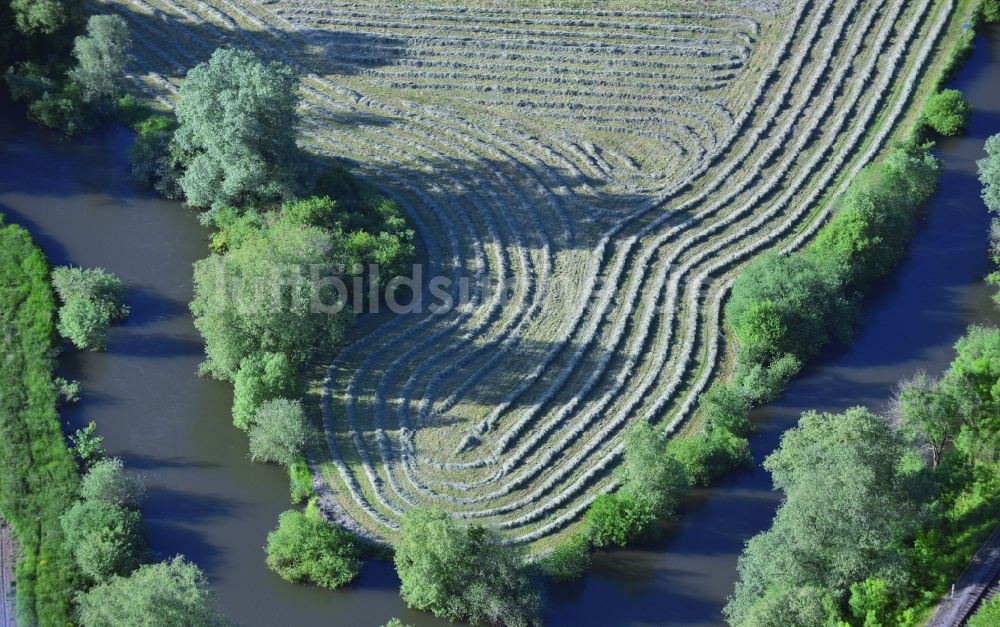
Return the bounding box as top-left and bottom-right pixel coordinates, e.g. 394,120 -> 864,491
395,508 -> 540,626
69,14 -> 130,110
978,133 -> 1000,214
265,504 -> 361,588
80,457 -> 145,509
10,0 -> 81,36
76,556 -> 227,626
699,383 -> 752,436
617,420 -> 688,519
171,48 -> 303,212
248,398 -> 314,465
190,218 -> 352,380
725,408 -> 921,625
667,428 -> 752,487
922,89 -> 972,136
586,493 -> 655,548
51,266 -> 128,350
892,374 -> 962,468
60,499 -> 145,582
232,351 -> 296,430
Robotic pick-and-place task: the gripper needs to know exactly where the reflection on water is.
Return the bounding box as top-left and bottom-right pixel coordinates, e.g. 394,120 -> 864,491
0,26 -> 998,627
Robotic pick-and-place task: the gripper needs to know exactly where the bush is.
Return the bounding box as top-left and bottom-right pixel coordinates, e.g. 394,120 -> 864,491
80,458 -> 145,509
395,508 -> 540,626
76,556 -> 227,626
51,266 -> 128,350
538,532 -> 590,582
265,504 -> 361,589
586,493 -> 656,548
289,456 -> 314,504
667,429 -> 752,487
981,0 -> 1000,23
922,89 -> 972,136
128,114 -> 177,188
248,399 -> 314,465
232,351 -> 295,430
60,500 -> 145,582
617,420 -> 689,519
698,383 -> 752,436
979,133 -> 1000,215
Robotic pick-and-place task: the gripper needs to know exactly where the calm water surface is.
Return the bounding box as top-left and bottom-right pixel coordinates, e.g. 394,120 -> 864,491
1,27 -> 998,627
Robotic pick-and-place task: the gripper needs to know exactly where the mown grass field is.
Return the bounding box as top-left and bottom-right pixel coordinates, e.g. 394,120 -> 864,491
100,0 -> 971,550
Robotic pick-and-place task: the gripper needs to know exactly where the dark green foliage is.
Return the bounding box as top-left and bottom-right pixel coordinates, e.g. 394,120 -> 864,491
265,504 -> 361,589
60,500 -> 145,582
667,429 -> 752,487
68,15 -> 130,111
586,493 -> 656,548
248,399 -> 315,465
128,114 -> 178,188
10,0 -> 82,37
0,219 -> 81,625
922,89 -> 972,136
725,408 -> 921,625
395,508 -> 541,626
232,351 -> 296,430
170,48 -> 304,212
538,532 -> 590,582
288,456 -> 314,504
981,0 -> 1000,23
51,265 -> 129,350
76,556 -> 227,626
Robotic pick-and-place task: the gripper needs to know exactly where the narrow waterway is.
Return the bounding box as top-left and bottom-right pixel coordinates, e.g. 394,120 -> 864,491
0,25 -> 997,627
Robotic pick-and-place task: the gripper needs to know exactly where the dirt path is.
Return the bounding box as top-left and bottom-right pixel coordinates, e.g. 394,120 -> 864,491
0,522 -> 14,627
928,525 -> 1000,626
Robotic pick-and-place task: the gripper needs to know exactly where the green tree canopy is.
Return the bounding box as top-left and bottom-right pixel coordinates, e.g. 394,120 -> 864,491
248,398 -> 314,465
51,266 -> 128,350
725,408 -> 921,625
232,351 -> 296,430
60,499 -> 145,582
395,508 -> 540,626
76,557 -> 227,627
922,89 -> 972,136
80,457 -> 145,509
171,48 -> 304,212
265,504 -> 361,588
69,14 -> 130,109
979,133 -> 1000,214
190,218 -> 352,380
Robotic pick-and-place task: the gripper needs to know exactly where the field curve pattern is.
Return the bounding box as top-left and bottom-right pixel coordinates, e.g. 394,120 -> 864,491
99,0 -> 955,547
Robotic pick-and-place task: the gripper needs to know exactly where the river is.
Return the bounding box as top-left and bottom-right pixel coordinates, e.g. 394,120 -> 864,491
0,25 -> 998,627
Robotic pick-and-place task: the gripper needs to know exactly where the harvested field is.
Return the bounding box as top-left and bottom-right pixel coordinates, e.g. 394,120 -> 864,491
99,0 -> 957,548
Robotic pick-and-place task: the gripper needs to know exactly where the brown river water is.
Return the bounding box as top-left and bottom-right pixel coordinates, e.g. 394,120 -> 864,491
0,26 -> 998,627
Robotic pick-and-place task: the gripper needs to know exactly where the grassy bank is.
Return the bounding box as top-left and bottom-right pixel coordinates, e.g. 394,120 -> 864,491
0,217 -> 81,625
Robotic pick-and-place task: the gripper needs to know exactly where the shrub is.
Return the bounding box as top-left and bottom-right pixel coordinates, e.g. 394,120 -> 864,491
586,493 -> 656,548
128,114 -> 177,189
54,376 -> 80,404
80,458 -> 145,509
51,266 -> 128,350
617,421 -> 689,520
232,351 -> 295,430
248,399 -> 314,465
979,133 -> 1000,214
60,500 -> 145,582
538,531 -> 590,582
395,508 -> 540,626
76,557 -> 227,626
69,421 -> 105,469
981,0 -> 1000,23
667,429 -> 752,487
265,504 -> 361,589
699,383 -> 752,436
922,89 -> 972,136
289,456 -> 314,504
